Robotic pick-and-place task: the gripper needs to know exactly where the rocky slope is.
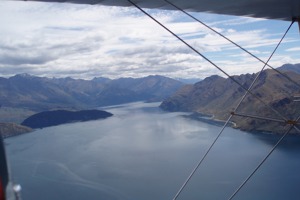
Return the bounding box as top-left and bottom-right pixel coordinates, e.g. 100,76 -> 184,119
160,69 -> 300,134
277,63 -> 300,74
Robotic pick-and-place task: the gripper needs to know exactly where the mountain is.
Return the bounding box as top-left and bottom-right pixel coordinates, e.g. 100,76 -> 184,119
277,63 -> 300,74
106,75 -> 184,103
0,74 -> 84,111
160,69 -> 300,134
0,74 -> 184,123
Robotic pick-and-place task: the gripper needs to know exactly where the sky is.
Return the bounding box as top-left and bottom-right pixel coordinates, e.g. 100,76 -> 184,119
1,1 -> 300,80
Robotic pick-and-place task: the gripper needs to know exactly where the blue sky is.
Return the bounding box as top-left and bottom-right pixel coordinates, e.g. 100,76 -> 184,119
0,1 -> 299,79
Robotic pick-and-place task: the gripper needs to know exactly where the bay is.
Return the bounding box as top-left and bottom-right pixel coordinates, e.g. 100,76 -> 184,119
4,102 -> 300,200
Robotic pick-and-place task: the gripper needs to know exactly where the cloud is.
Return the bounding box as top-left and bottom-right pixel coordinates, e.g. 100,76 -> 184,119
209,16 -> 267,26
0,53 -> 54,66
286,47 -> 300,52
0,1 -> 299,80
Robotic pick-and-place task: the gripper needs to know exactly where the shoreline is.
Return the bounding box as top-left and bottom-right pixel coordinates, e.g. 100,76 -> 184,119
0,122 -> 33,139
181,112 -> 298,136
182,112 -> 236,127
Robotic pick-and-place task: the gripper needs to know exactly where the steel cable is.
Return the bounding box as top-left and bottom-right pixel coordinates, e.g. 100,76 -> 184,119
163,0 -> 300,90
126,1 -> 297,199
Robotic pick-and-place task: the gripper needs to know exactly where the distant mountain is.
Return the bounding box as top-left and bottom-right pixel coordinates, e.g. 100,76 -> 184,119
277,63 -> 300,74
0,74 -> 83,111
0,74 -> 184,113
21,110 -> 113,129
160,69 -> 300,134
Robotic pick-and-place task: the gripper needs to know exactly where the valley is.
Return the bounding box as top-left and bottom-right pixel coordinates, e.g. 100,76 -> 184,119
1,63 -> 299,136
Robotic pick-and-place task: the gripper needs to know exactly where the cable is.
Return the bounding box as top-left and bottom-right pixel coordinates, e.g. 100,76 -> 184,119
228,115 -> 300,200
164,0 -> 300,135
173,18 -> 294,200
173,19 -> 294,200
125,3 -> 236,200
231,112 -> 286,123
173,115 -> 233,200
127,2 -> 296,199
229,19 -> 294,116
163,0 -> 300,90
294,125 -> 300,133
127,0 -> 288,123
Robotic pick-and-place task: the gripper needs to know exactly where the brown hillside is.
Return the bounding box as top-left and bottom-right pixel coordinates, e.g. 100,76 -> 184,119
160,69 -> 300,134
0,123 -> 32,138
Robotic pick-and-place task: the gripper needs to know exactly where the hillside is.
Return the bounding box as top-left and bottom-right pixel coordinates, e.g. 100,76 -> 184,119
160,69 -> 300,134
0,74 -> 183,123
277,63 -> 300,74
0,123 -> 32,138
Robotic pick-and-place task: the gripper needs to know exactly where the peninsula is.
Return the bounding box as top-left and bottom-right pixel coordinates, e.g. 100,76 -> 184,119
0,123 -> 33,138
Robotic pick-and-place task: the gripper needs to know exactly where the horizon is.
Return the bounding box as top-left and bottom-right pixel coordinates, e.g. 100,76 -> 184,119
1,1 -> 300,80
3,72 -> 194,81
2,61 -> 298,81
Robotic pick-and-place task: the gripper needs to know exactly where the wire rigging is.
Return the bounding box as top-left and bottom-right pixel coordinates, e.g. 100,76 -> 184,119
158,4 -> 299,198
127,0 -> 288,123
173,15 -> 292,195
231,112 -> 298,124
173,116 -> 233,200
127,1 -> 298,200
164,0 -> 300,133
228,115 -> 300,200
127,0 -> 300,200
228,18 -> 295,116
172,17 -> 295,200
163,0 -> 300,90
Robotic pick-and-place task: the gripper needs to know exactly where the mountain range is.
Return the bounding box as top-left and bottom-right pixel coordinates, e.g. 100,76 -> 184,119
0,74 -> 183,111
1,63 -> 299,134
160,64 -> 300,134
0,74 -> 184,126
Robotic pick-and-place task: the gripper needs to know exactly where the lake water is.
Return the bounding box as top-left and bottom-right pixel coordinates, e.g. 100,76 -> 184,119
4,102 -> 300,200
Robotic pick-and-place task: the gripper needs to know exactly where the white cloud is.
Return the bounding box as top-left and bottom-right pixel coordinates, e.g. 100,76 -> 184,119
0,1 -> 299,80
286,47 -> 300,52
209,16 -> 267,26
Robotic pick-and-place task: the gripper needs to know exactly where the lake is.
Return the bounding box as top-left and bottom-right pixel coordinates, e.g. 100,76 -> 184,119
4,102 -> 300,200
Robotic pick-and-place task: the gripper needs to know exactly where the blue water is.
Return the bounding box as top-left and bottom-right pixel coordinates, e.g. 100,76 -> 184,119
4,102 -> 300,200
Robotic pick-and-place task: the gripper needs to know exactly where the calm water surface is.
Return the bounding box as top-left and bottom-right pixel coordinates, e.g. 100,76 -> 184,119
5,102 -> 300,200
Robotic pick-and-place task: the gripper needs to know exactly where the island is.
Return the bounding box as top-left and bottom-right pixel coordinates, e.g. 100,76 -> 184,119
21,110 -> 113,129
